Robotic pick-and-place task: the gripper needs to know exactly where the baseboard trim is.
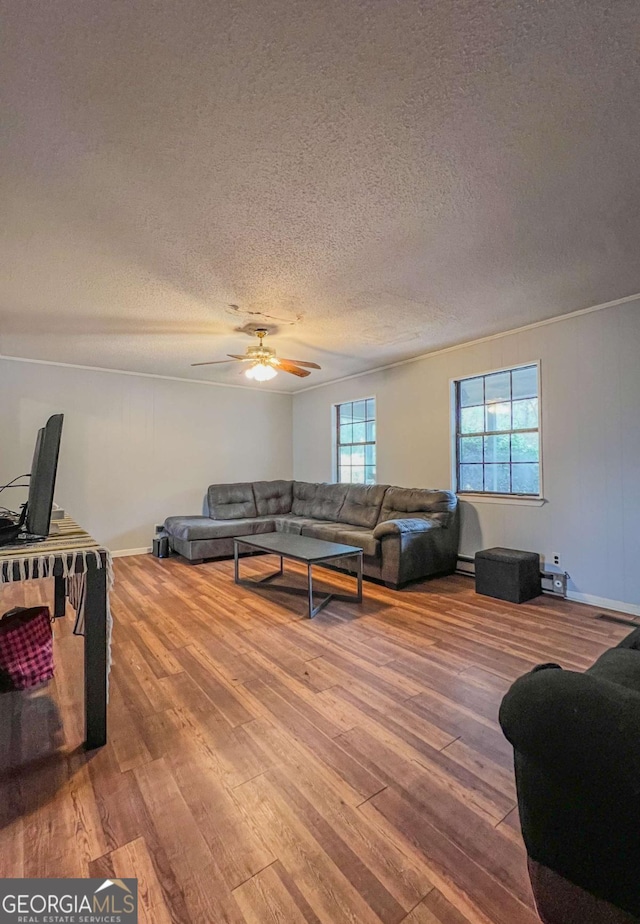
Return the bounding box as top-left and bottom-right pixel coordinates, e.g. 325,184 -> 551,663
111,547 -> 152,558
566,591 -> 640,619
456,557 -> 639,617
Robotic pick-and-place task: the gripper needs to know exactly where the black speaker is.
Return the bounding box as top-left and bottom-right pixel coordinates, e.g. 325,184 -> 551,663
153,534 -> 169,558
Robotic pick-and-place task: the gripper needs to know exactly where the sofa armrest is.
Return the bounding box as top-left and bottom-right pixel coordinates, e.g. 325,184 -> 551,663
499,665 -> 640,786
373,517 -> 442,539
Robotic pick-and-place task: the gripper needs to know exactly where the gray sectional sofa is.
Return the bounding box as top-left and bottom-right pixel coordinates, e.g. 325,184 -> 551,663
164,480 -> 459,589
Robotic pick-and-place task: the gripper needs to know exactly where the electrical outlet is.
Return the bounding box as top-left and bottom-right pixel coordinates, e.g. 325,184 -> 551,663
552,574 -> 567,596
553,554 -> 560,566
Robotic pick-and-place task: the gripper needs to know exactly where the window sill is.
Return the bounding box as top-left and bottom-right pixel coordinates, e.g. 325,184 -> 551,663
457,493 -> 546,508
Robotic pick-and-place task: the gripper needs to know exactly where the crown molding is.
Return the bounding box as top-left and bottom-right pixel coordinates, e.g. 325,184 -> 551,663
2,290 -> 638,396
0,353 -> 292,396
294,290 -> 640,394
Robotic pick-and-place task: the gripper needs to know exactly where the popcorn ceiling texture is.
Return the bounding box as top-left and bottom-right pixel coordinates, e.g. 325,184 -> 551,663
1,0 -> 639,391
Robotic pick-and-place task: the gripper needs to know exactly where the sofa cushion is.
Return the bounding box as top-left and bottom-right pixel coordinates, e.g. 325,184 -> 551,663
214,518 -> 277,539
273,516 -> 333,535
207,482 -> 257,520
164,516 -> 218,541
165,515 -> 274,541
292,482 -> 349,520
586,647 -> 640,694
253,480 -> 293,516
379,487 -> 457,527
301,522 -> 380,558
337,484 -> 389,528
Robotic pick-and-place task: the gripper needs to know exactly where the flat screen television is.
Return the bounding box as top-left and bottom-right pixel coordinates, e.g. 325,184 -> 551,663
26,413 -> 64,538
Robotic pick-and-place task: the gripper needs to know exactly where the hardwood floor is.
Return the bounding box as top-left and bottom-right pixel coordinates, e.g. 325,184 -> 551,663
0,553 -> 630,923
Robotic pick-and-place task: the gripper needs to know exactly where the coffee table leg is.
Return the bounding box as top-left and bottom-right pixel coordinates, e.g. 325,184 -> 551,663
234,540 -> 239,583
357,552 -> 363,602
307,563 -> 313,618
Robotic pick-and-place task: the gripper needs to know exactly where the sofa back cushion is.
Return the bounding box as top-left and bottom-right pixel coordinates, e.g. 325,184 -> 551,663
253,480 -> 293,516
206,482 -> 257,520
292,482 -> 349,520
337,484 -> 390,528
378,487 -> 457,526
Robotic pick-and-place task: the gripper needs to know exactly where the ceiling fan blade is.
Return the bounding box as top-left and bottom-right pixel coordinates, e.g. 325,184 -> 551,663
277,360 -> 311,377
278,358 -> 322,369
191,353 -> 253,366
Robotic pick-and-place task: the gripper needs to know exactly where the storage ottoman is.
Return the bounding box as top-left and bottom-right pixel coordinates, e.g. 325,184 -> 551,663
475,547 -> 541,604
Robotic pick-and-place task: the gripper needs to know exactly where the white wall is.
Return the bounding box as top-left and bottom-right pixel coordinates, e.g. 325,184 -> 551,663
293,300 -> 640,613
0,359 -> 292,551
3,302 -> 639,612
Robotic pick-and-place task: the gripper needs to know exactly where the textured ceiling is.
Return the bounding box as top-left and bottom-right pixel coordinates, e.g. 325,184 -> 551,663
1,0 -> 640,392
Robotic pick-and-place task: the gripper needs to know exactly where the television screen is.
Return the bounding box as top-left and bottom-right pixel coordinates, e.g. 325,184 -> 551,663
26,414 -> 64,538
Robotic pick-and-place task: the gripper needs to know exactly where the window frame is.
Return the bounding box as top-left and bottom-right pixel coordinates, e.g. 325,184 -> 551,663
333,395 -> 377,485
450,361 -> 544,503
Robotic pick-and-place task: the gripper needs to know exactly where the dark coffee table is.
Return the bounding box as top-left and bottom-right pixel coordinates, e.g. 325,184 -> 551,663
233,531 -> 363,618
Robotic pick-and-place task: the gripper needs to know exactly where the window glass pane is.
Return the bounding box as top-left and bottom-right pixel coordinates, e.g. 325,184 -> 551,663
366,398 -> 376,419
366,420 -> 376,441
512,463 -> 540,494
484,371 -> 511,404
352,400 -> 367,422
459,377 -> 484,407
351,467 -> 365,484
511,432 -> 539,462
339,403 -> 354,425
352,422 -> 366,443
460,405 -> 484,434
350,446 -> 365,466
512,398 -> 538,430
484,434 -> 510,463
338,465 -> 350,483
484,464 -> 511,493
512,365 -> 538,400
459,464 -> 483,492
365,444 -> 375,465
365,467 -> 376,484
340,423 -> 353,444
339,447 -> 352,467
485,402 -> 511,432
459,436 -> 482,463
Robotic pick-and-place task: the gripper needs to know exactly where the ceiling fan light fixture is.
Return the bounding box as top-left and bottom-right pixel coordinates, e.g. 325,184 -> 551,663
192,328 -> 319,379
245,362 -> 277,382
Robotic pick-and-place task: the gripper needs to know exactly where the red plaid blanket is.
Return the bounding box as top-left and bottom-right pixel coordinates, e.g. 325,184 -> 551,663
0,606 -> 54,690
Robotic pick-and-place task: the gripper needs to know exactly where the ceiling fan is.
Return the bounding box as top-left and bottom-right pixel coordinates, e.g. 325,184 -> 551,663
191,328 -> 321,381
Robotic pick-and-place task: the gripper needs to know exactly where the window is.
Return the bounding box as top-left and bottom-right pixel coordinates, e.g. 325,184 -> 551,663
336,398 -> 376,484
454,364 -> 541,496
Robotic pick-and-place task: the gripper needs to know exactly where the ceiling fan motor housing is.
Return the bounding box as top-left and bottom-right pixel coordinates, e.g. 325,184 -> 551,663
247,344 -> 276,361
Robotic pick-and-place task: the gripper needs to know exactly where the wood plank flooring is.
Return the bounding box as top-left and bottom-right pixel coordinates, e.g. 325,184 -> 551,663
0,553 -> 630,923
